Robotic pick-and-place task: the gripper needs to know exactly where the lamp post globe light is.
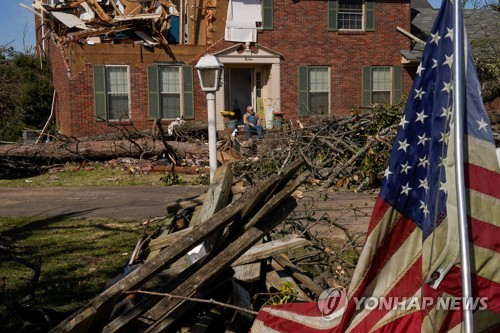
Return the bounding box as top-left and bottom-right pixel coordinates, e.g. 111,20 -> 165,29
195,54 -> 224,182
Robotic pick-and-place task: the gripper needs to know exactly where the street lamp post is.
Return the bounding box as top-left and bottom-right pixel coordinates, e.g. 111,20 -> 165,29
195,54 -> 224,182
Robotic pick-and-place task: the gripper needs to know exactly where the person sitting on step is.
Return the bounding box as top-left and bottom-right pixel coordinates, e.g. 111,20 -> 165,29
243,106 -> 263,140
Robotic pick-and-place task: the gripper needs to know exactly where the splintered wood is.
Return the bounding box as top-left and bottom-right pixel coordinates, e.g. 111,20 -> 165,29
29,0 -> 190,46
50,158 -> 332,333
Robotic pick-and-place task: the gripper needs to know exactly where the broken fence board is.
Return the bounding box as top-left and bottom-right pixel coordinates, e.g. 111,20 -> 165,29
272,254 -> 324,298
233,239 -> 262,282
265,270 -> 312,302
147,227 -> 193,253
51,190 -> 249,332
231,237 -> 311,267
233,262 -> 261,282
139,197 -> 299,333
52,161 -> 304,333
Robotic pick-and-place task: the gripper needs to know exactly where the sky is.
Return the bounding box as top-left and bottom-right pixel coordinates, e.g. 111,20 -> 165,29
0,0 -> 492,53
1,1 -> 37,52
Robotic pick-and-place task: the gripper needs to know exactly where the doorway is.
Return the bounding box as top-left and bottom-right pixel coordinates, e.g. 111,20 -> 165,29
224,68 -> 253,123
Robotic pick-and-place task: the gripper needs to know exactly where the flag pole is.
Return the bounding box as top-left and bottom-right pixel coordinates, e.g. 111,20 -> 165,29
453,0 -> 474,331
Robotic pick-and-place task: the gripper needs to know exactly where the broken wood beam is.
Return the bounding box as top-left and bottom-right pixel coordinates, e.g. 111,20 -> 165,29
232,237 -> 311,267
272,254 -> 324,297
139,197 -> 299,333
85,0 -> 113,22
265,269 -> 312,302
52,160 -> 304,333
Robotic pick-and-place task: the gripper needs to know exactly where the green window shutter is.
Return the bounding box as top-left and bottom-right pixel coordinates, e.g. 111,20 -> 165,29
328,0 -> 338,32
365,0 -> 375,32
148,65 -> 160,119
262,0 -> 273,30
182,66 -> 194,120
93,65 -> 107,121
298,67 -> 309,116
362,66 -> 372,107
392,65 -> 402,105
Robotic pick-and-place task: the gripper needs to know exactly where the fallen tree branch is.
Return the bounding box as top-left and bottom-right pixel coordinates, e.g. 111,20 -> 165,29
125,290 -> 258,316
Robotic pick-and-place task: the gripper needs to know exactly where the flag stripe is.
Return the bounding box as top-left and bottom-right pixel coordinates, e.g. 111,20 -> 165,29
470,217 -> 500,252
437,266 -> 500,313
372,310 -> 423,333
367,197 -> 392,236
465,162 -> 500,199
350,200 -> 417,297
349,257 -> 422,333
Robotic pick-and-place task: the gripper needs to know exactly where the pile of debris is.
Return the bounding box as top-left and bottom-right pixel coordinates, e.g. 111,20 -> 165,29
49,158 -> 357,332
231,107 -> 404,191
28,0 -> 181,46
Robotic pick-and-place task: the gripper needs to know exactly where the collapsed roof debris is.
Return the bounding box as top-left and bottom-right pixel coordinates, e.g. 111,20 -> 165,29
31,0 -> 181,46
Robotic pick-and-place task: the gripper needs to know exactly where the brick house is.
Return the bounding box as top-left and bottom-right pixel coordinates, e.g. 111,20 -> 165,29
36,0 -> 416,138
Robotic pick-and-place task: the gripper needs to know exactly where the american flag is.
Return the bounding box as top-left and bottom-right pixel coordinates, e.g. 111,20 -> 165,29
251,0 -> 500,331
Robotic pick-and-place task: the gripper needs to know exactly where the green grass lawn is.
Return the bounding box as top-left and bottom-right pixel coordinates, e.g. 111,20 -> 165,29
0,216 -> 142,317
0,161 -> 163,187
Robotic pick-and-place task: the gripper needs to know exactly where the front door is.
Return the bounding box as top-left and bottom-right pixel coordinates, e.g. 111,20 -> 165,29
224,68 -> 253,123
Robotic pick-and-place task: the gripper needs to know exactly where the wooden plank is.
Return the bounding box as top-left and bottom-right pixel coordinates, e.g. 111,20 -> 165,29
140,198 -> 299,333
244,170 -> 310,232
85,0 -> 112,22
147,227 -> 193,253
232,237 -> 263,282
265,270 -> 312,302
232,237 -> 311,267
272,254 -> 324,297
51,188 -> 253,332
213,160 -> 305,254
97,166 -> 304,333
57,162 -> 304,332
190,163 -> 233,254
190,163 -> 233,227
233,262 -> 261,282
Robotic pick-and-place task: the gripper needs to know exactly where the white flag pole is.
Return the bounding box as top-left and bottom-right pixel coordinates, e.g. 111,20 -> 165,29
453,0 -> 474,331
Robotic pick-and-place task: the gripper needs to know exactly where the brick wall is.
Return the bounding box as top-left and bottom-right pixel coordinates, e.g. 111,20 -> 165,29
253,0 -> 413,121
45,0 -> 413,138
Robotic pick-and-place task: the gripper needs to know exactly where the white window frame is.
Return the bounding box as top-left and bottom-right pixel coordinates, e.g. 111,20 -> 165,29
371,66 -> 392,105
105,65 -> 130,121
338,0 -> 364,31
308,67 -> 330,115
158,65 -> 184,120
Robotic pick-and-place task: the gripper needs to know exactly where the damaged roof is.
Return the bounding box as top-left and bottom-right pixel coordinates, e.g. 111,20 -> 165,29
33,0 -> 180,46
402,5 -> 500,63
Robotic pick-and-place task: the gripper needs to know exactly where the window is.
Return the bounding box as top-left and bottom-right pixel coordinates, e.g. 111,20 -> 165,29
159,67 -> 181,119
362,66 -> 403,106
371,67 -> 391,104
262,0 -> 273,30
338,0 -> 363,30
93,65 -> 130,121
148,65 -> 194,120
328,0 -> 374,32
298,66 -> 330,116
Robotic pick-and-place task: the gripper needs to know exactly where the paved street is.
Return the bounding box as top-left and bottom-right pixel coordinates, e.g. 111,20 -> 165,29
0,186 -> 377,241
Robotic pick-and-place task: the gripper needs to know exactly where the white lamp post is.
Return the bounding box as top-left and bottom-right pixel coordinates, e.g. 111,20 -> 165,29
195,54 -> 224,182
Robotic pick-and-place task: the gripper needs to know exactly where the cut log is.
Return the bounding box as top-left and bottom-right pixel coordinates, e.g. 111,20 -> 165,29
0,139 -> 207,162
